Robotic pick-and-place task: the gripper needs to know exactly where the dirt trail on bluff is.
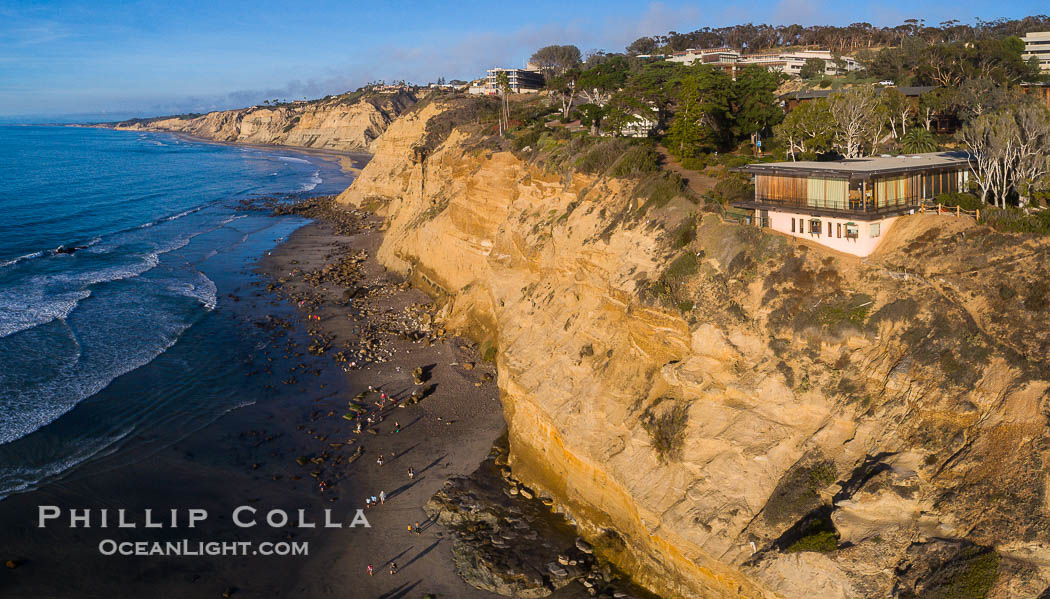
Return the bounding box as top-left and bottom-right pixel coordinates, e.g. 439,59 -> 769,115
113,91 -> 415,153
334,98 -> 1050,599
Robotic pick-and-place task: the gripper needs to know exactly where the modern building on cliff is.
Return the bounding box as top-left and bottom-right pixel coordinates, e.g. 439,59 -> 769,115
1022,31 -> 1050,73
733,152 -> 970,257
482,68 -> 545,95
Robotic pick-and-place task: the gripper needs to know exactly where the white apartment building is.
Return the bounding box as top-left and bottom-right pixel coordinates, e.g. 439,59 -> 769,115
1022,31 -> 1050,73
665,47 -> 861,78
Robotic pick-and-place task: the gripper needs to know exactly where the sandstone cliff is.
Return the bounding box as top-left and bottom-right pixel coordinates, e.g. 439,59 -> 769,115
113,90 -> 415,152
337,98 -> 1050,599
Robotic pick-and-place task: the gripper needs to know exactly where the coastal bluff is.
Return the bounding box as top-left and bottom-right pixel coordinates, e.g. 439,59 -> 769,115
111,90 -> 415,153
336,98 -> 1050,598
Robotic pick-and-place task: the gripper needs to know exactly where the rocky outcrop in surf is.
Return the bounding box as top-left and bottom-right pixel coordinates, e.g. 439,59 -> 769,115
112,90 -> 415,153
336,97 -> 1050,599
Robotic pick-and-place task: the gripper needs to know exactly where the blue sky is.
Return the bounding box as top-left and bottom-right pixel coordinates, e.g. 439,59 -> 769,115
1,0 -> 1046,120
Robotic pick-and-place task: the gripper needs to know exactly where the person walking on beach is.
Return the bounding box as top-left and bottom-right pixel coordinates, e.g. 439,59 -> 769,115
367,564 -> 373,576
407,467 -> 414,480
389,562 -> 397,575
414,521 -> 421,534
379,490 -> 386,505
371,495 -> 377,507
377,455 -> 384,467
393,421 -> 400,434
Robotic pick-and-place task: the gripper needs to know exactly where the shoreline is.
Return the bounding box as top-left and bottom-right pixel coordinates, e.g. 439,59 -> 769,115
0,198 -> 507,597
101,125 -> 374,173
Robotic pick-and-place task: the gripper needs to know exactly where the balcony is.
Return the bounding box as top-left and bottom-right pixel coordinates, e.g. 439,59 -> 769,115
732,196 -> 921,221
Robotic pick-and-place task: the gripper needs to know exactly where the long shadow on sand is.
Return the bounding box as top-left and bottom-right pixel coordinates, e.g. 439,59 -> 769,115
377,579 -> 421,599
401,539 -> 442,571
388,476 -> 425,500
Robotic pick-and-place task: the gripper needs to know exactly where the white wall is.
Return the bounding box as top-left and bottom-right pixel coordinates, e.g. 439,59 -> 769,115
766,210 -> 897,257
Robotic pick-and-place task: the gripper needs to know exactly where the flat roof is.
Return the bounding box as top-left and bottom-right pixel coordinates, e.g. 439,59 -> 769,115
740,151 -> 969,179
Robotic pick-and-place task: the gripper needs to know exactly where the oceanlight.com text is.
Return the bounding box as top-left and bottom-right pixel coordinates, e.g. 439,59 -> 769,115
98,539 -> 309,557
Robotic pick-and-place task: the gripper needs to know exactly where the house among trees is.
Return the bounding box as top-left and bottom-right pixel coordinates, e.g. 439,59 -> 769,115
733,152 -> 970,256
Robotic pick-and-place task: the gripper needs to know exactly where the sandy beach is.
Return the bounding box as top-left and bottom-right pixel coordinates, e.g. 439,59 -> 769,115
0,199 -> 508,598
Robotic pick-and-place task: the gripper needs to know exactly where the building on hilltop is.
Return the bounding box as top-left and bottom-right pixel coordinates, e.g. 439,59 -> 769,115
732,152 -> 970,257
666,47 -> 861,78
481,68 -> 545,95
1022,31 -> 1050,73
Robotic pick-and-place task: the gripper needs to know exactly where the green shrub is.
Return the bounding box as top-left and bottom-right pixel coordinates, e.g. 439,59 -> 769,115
665,252 -> 699,279
634,173 -> 686,212
575,139 -> 630,174
785,530 -> 838,553
764,459 -> 837,525
512,125 -> 544,151
681,157 -> 707,171
641,400 -> 690,462
936,192 -> 982,211
671,218 -> 697,249
981,207 -> 1050,235
918,546 -> 999,599
711,175 -> 753,204
609,144 -> 660,177
818,294 -> 873,331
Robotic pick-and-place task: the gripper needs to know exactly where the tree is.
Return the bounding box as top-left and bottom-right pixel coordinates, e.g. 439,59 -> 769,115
900,127 -> 938,153
577,57 -> 629,109
776,99 -> 835,160
546,70 -> 578,120
799,57 -> 826,79
829,86 -> 879,158
732,66 -> 785,151
496,71 -> 511,135
529,45 -> 582,75
879,87 -> 914,139
1010,105 -> 1050,210
918,87 -> 957,131
627,37 -> 658,56
960,112 -> 1014,207
604,92 -> 656,136
957,78 -> 1014,121
664,65 -> 735,157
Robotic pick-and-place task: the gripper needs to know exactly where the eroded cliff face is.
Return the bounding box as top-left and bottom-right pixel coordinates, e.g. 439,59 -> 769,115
337,100 -> 1050,599
114,91 -> 415,152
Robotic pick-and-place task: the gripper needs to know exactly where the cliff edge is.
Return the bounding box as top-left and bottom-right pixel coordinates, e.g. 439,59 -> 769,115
336,98 -> 1050,599
112,90 -> 416,153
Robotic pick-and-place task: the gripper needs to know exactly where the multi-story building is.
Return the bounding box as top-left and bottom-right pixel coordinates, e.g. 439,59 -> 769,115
483,68 -> 545,95
1022,31 -> 1050,73
666,47 -> 861,78
733,152 -> 970,257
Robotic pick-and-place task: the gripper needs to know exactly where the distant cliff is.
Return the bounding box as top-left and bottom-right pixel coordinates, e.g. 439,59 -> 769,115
112,90 -> 416,153
335,97 -> 1050,599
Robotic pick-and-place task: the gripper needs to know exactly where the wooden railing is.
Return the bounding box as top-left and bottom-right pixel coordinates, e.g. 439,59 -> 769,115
918,201 -> 980,221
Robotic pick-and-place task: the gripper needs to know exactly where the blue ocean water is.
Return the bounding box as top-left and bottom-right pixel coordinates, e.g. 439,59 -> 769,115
0,125 -> 355,497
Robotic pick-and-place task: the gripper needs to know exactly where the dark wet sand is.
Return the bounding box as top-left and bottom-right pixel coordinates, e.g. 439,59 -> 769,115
0,215 -> 507,598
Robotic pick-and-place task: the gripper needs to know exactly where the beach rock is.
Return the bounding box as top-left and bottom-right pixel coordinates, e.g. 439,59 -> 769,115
575,538 -> 593,554
5,559 -> 18,569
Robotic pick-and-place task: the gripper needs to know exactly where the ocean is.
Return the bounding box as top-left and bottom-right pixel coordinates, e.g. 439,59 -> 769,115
0,125 -> 356,498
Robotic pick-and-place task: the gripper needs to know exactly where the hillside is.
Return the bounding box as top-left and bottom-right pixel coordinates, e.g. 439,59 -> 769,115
333,97 -> 1050,599
111,90 -> 416,153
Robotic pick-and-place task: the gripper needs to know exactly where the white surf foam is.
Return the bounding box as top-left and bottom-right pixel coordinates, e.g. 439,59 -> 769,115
300,169 -> 322,192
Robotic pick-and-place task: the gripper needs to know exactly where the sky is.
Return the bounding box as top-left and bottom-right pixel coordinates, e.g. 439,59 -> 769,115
1,0 -> 1046,121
